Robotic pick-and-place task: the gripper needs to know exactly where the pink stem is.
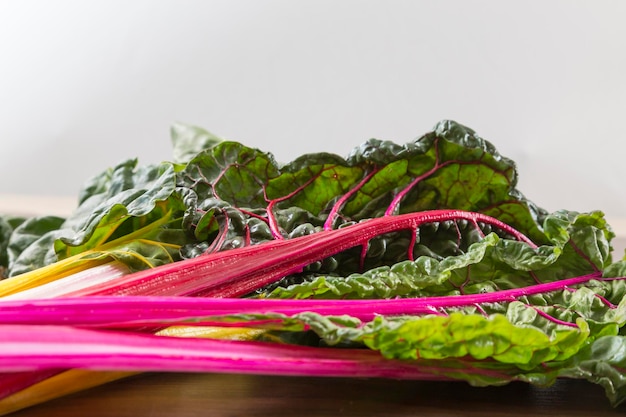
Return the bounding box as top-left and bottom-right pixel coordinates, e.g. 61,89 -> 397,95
0,272 -> 604,328
60,210 -> 535,299
0,325 -> 512,381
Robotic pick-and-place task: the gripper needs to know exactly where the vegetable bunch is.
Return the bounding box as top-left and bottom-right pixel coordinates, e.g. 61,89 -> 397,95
1,120 -> 625,414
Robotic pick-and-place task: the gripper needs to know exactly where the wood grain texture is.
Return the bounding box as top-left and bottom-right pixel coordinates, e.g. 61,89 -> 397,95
9,372 -> 626,417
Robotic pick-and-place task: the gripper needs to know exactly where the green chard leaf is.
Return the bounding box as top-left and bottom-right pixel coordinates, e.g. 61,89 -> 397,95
5,216 -> 66,277
177,120 -> 549,259
0,215 -> 26,275
5,160 -> 189,276
542,334 -> 626,407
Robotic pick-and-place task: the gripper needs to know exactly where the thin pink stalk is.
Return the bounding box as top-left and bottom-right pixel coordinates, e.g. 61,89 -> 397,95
61,210 -> 536,299
0,272 -> 604,328
0,324 -> 509,381
531,307 -> 578,328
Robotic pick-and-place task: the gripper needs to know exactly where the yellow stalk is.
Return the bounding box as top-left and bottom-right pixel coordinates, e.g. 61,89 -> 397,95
156,325 -> 266,340
0,255 -> 111,297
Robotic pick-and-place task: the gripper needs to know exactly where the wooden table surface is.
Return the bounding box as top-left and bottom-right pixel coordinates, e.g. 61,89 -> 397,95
9,372 -> 626,417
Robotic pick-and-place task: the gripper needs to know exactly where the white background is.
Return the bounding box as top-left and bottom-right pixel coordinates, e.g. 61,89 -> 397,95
1,1 -> 625,218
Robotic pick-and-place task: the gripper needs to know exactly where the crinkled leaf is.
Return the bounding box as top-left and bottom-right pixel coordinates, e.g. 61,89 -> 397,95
5,216 -> 66,276
0,216 -> 18,274
179,120 -> 549,255
603,260 -> 626,278
553,335 -> 626,406
7,160 -> 188,275
58,161 -> 180,250
180,141 -> 280,209
360,313 -> 588,367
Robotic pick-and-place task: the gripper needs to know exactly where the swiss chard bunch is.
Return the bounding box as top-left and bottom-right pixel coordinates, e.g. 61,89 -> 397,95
0,120 -> 624,414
